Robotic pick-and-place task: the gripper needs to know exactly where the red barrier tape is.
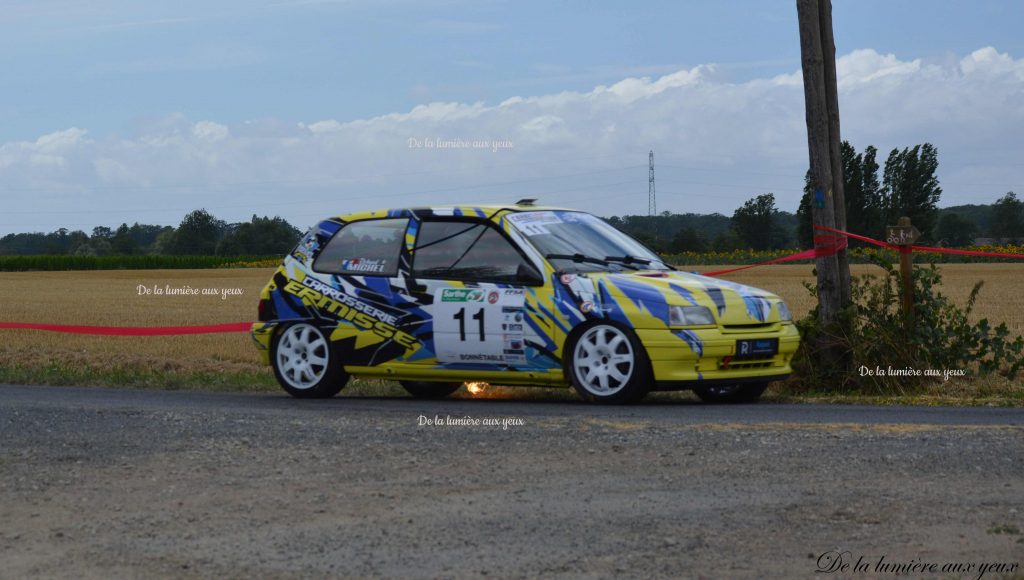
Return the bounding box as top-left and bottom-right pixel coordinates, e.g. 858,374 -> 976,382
0,322 -> 252,336
704,225 -> 1024,278
813,225 -> 1024,259
703,233 -> 847,277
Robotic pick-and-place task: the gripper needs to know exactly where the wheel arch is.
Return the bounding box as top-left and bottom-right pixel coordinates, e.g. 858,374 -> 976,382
560,318 -> 654,387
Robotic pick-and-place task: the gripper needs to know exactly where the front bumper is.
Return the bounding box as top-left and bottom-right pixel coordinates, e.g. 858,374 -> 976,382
635,322 -> 800,390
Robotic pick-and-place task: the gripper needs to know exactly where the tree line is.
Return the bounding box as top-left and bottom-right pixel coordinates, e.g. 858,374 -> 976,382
0,210 -> 302,257
613,142 -> 1021,252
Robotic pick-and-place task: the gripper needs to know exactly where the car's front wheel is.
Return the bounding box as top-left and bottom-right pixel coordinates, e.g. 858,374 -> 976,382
567,323 -> 651,404
694,382 -> 767,404
271,323 -> 348,398
400,381 -> 462,399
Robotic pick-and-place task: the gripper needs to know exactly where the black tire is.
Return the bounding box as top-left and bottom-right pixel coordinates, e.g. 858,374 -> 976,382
565,322 -> 652,404
271,322 -> 348,399
694,382 -> 768,404
400,381 -> 462,399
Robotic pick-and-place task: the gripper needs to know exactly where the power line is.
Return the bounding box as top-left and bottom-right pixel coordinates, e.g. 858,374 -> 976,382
1,164 -> 646,215
0,152 -> 632,194
0,178 -> 644,228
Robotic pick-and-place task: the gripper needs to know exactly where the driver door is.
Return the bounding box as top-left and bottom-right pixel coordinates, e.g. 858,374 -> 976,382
406,217 -> 552,371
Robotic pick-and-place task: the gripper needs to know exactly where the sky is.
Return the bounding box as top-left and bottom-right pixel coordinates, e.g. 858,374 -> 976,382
1,0 -> 1023,234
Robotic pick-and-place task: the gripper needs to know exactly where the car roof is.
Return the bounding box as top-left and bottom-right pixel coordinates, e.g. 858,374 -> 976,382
329,204 -> 580,222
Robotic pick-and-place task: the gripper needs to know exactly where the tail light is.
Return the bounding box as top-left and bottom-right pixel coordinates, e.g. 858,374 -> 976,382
258,299 -> 270,322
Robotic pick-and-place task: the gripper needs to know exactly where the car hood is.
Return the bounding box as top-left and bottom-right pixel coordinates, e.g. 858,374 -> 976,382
578,270 -> 784,326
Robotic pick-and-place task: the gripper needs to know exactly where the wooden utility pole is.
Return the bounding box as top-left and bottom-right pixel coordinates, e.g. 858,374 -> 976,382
796,0 -> 852,368
816,0 -> 852,305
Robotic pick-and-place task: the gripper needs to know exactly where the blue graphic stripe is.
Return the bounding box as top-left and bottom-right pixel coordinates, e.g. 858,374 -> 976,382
597,279 -> 630,325
523,307 -> 558,353
608,276 -> 670,325
667,283 -> 698,306
673,329 -> 703,357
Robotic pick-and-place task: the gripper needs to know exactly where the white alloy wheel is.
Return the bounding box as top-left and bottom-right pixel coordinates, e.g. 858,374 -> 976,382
573,325 -> 636,396
275,323 -> 330,390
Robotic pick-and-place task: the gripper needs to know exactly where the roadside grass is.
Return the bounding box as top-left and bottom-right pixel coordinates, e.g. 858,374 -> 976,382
0,361 -> 279,392
2,361 -> 1020,406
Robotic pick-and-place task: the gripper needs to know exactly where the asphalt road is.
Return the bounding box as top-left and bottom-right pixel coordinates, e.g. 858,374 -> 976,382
2,384 -> 1022,579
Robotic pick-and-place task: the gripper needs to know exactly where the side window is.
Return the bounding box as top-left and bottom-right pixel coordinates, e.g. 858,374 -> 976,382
412,220 -> 532,283
313,218 -> 407,276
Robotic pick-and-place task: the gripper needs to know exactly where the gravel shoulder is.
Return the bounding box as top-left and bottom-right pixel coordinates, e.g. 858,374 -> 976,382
1,385 -> 1022,579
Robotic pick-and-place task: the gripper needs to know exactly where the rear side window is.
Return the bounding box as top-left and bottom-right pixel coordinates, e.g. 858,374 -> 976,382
313,218 -> 407,276
412,220 -> 530,282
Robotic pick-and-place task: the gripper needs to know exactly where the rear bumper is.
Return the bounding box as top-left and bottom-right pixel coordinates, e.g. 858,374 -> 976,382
251,322 -> 278,365
636,323 -> 799,389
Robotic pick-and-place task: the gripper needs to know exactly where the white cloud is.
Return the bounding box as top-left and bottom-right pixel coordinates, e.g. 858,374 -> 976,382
1,47 -> 1023,232
191,121 -> 229,142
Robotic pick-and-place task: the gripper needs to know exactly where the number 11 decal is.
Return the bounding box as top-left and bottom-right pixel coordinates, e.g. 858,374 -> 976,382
453,307 -> 485,341
432,287 -> 525,365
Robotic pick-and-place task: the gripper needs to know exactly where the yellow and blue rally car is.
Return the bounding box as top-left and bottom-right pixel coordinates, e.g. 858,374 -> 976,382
252,202 -> 799,404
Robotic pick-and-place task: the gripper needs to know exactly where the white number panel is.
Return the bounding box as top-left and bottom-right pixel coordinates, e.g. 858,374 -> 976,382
432,287 -> 527,365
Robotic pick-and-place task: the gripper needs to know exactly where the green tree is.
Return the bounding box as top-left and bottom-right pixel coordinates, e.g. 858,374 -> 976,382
732,193 -> 786,250
882,143 -> 942,240
934,213 -> 977,247
631,231 -> 666,254
128,223 -> 173,251
711,230 -> 743,252
216,215 -> 302,255
168,209 -> 224,255
668,227 -> 707,253
152,228 -> 177,255
796,171 -> 813,249
859,145 -> 884,238
796,142 -> 885,248
990,192 -> 1023,242
67,230 -> 90,254
111,223 -> 141,255
605,212 -> 736,247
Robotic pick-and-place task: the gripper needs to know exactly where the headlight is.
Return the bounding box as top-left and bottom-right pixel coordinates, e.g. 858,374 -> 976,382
776,301 -> 792,322
669,305 -> 715,327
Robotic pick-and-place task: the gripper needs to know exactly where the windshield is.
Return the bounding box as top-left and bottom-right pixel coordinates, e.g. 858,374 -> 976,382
505,210 -> 670,272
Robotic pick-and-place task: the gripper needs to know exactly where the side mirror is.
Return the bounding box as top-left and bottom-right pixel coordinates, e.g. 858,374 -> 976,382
516,262 -> 544,286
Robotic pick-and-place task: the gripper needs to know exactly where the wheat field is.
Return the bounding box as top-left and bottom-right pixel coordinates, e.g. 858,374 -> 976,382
0,264 -> 1021,378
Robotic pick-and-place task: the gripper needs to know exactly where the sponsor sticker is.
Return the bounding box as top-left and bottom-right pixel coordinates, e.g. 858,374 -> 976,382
441,288 -> 485,302
340,258 -> 386,273
506,211 -> 563,236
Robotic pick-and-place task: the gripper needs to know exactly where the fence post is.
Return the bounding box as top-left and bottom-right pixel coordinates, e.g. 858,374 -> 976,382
886,216 -> 920,327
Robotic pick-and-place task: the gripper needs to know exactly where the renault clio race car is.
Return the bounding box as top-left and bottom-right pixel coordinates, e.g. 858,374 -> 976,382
252,203 -> 799,404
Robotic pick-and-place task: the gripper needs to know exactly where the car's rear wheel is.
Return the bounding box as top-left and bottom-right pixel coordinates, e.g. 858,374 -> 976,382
694,382 -> 767,404
272,322 -> 347,398
400,381 -> 462,399
567,323 -> 651,404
